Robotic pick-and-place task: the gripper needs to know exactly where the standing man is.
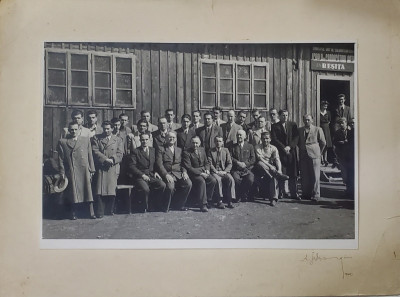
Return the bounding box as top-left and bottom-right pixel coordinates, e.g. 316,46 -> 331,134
221,110 -> 243,149
269,108 -> 280,124
230,130 -> 256,202
333,94 -> 352,131
271,109 -> 300,199
62,109 -> 91,139
212,106 -> 226,127
190,110 -> 204,129
165,109 -> 181,131
298,114 -> 326,201
236,110 -> 250,132
248,116 -> 269,146
208,136 -> 235,209
129,119 -> 154,150
57,122 -> 96,219
127,134 -> 166,212
119,113 -> 132,153
183,136 -> 217,212
111,117 -> 128,154
156,131 -> 192,211
249,109 -> 270,131
133,110 -> 158,133
254,132 -> 288,206
91,121 -> 124,218
84,110 -> 103,137
176,114 -> 197,151
196,112 -> 223,153
152,117 -> 170,151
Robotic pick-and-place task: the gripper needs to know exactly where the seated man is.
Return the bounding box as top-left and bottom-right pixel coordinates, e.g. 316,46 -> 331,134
156,131 -> 192,212
254,131 -> 288,206
176,114 -> 197,151
91,121 -> 124,218
127,133 -> 166,212
208,136 -> 235,209
230,130 -> 256,202
183,136 -> 217,212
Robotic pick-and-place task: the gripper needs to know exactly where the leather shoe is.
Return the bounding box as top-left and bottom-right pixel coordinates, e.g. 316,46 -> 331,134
179,207 -> 188,211
227,203 -> 234,209
90,215 -> 97,219
70,215 -> 77,220
291,194 -> 301,200
200,205 -> 209,212
270,199 -> 278,206
311,196 -> 319,202
216,201 -> 225,209
275,172 -> 290,181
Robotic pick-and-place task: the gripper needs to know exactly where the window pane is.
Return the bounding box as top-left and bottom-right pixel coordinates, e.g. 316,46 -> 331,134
237,80 -> 250,93
202,93 -> 216,106
220,79 -> 233,93
219,64 -> 233,78
237,65 -> 250,79
48,70 -> 66,86
71,88 -> 89,104
202,63 -> 216,77
254,66 -> 266,79
48,52 -> 66,68
94,56 -> 111,71
47,86 -> 66,104
203,78 -> 216,92
237,94 -> 250,108
220,94 -> 233,108
95,73 -> 111,88
116,90 -> 133,105
116,74 -> 132,89
254,81 -> 266,94
95,89 -> 111,105
71,54 -> 88,70
116,58 -> 132,73
254,95 -> 267,108
71,71 -> 88,87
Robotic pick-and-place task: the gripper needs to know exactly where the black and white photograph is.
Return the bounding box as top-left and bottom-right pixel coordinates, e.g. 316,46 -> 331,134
42,42 -> 357,247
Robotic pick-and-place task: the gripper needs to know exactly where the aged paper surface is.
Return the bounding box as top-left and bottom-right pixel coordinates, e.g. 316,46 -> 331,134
0,0 -> 399,296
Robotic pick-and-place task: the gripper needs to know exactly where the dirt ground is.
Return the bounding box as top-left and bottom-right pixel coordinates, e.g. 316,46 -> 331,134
42,180 -> 355,240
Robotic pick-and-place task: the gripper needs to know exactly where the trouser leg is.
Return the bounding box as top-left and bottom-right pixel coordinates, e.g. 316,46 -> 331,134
104,195 -> 115,215
175,178 -> 192,209
163,181 -> 175,212
96,195 -> 104,217
221,173 -> 235,204
312,158 -> 321,197
212,173 -> 223,199
148,177 -> 167,211
205,175 -> 217,203
134,179 -> 150,211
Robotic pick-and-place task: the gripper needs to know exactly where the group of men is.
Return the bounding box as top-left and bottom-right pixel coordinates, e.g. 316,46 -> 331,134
56,101 -> 353,220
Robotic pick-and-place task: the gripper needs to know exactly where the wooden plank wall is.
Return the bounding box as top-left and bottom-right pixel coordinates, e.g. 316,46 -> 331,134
43,43 -> 353,155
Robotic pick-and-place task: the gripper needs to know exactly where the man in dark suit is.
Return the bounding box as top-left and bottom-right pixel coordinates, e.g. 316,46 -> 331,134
176,114 -> 197,151
230,130 -> 256,202
236,110 -> 250,132
190,110 -> 204,129
91,121 -> 124,218
152,117 -> 169,151
208,136 -> 235,209
333,94 -> 352,131
156,131 -> 192,211
221,110 -> 243,149
182,136 -> 217,212
127,133 -> 166,212
249,109 -> 261,131
212,106 -> 226,127
196,112 -> 223,153
271,109 -> 300,199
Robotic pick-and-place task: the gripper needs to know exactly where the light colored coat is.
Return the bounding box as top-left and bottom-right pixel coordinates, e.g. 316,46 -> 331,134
57,136 -> 95,203
298,125 -> 326,159
91,134 -> 124,196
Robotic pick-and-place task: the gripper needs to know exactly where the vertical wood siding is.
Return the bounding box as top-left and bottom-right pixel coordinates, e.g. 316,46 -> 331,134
43,43 -> 354,155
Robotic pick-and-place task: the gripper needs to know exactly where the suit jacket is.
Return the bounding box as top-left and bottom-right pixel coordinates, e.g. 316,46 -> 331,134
214,119 -> 226,127
230,142 -> 256,171
91,134 -> 124,195
207,147 -> 232,173
333,128 -> 354,161
152,130 -> 169,151
132,123 -> 158,134
221,122 -> 243,148
235,121 -> 250,132
156,145 -> 186,180
128,131 -> 153,151
248,128 -> 268,147
182,147 -> 210,176
127,146 -> 157,178
84,124 -> 103,138
57,135 -> 94,203
190,122 -> 204,129
298,125 -> 326,159
333,105 -> 352,124
196,124 -> 223,151
62,126 -> 91,139
176,127 -> 197,151
167,122 -> 182,131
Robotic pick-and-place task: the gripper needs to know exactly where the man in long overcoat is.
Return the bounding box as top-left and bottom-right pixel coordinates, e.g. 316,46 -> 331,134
57,122 -> 96,219
91,121 -> 124,218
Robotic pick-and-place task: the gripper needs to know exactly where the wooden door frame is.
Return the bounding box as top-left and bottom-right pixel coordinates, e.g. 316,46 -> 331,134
316,74 -> 354,125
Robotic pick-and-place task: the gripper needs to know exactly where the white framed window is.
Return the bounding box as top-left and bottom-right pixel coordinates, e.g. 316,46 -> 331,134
200,59 -> 269,110
45,49 -> 136,108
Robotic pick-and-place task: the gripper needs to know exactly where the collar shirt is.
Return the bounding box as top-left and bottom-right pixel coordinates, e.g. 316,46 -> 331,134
256,144 -> 279,164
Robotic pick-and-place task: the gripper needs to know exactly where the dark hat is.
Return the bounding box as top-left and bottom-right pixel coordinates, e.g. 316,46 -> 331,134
53,174 -> 68,193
